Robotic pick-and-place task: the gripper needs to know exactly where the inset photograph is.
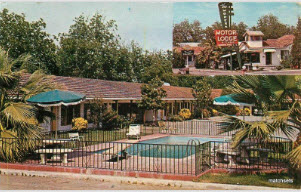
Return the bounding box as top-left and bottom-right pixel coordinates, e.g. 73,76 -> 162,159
173,2 -> 301,76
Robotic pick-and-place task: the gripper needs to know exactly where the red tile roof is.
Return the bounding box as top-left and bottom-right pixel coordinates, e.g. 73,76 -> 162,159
173,46 -> 205,55
263,35 -> 295,48
19,73 -> 223,101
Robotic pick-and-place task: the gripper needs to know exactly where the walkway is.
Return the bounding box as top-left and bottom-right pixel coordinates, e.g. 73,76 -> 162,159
0,169 -> 286,190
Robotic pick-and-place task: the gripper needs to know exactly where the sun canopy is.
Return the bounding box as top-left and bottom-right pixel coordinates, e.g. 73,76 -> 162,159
26,90 -> 86,107
213,94 -> 254,106
264,49 -> 276,53
221,52 -> 237,58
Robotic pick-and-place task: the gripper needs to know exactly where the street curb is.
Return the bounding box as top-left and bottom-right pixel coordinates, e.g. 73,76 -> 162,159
0,168 -> 286,190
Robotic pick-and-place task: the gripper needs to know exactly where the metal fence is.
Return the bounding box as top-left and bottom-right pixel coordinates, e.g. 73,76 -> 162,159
0,136 -> 292,175
160,120 -> 237,136
43,125 -> 160,143
0,138 -> 197,175
196,136 -> 292,173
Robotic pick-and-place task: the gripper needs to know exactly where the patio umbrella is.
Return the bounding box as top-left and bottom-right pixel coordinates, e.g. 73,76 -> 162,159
213,94 -> 252,106
27,89 -> 86,107
213,94 -> 254,120
27,90 -> 86,138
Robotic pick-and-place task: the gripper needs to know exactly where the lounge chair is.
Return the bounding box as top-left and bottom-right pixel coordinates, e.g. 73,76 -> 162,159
68,132 -> 84,141
68,132 -> 85,147
126,124 -> 141,140
101,143 -> 131,162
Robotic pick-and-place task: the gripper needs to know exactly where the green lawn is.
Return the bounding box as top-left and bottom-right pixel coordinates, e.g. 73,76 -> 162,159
197,172 -> 300,189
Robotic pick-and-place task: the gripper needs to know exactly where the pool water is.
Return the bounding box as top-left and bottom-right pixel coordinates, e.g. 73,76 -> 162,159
124,136 -> 225,159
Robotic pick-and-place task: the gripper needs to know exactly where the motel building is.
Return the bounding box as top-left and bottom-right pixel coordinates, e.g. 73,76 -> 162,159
21,73 -> 222,132
238,31 -> 294,69
174,31 -> 294,70
173,42 -> 205,68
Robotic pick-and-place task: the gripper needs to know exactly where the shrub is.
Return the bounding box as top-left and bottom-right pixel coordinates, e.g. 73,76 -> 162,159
281,56 -> 293,69
201,108 -> 211,118
211,109 -> 219,116
102,109 -> 119,130
179,108 -> 191,119
169,115 -> 184,121
72,117 -> 88,131
244,108 -> 251,116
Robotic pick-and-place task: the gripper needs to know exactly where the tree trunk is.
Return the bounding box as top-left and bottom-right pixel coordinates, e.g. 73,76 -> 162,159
143,110 -> 146,124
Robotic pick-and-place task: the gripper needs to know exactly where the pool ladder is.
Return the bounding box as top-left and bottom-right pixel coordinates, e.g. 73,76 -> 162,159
185,139 -> 201,157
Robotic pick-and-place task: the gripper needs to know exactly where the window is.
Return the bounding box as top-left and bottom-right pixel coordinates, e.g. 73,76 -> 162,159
281,50 -> 289,60
61,105 -> 80,126
245,52 -> 260,63
250,36 -> 262,41
188,55 -> 193,62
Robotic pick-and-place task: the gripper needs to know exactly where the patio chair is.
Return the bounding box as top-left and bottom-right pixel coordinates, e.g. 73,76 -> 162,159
69,132 -> 84,141
68,132 -> 85,147
168,126 -> 177,134
126,124 -> 141,140
158,121 -> 168,133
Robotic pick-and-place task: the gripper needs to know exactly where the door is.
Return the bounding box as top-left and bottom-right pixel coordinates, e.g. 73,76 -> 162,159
266,52 -> 272,65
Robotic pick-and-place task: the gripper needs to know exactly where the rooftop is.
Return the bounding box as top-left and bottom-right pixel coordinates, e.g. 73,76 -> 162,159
173,46 -> 205,55
20,73 -> 223,101
244,31 -> 264,36
264,35 -> 295,48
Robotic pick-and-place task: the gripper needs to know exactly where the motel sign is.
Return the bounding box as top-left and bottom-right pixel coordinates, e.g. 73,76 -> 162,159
214,29 -> 238,47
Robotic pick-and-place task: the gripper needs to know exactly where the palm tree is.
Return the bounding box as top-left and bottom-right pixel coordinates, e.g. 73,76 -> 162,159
0,48 -> 56,161
229,75 -> 301,113
220,75 -> 301,168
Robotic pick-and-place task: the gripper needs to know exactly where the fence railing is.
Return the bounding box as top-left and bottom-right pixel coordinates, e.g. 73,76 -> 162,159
0,136 -> 292,175
43,125 -> 160,143
0,138 -> 197,175
160,120 -> 237,136
196,136 -> 292,173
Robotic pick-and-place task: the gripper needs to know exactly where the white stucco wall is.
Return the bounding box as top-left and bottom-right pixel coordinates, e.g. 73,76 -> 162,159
246,40 -> 263,48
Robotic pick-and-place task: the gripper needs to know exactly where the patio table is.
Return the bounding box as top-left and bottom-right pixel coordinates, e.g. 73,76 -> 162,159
216,150 -> 240,166
42,139 -> 72,147
246,147 -> 273,163
40,139 -> 73,162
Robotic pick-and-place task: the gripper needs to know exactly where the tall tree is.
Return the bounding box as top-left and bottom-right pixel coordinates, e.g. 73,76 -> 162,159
195,41 -> 221,69
57,13 -> 121,80
291,17 -> 301,69
173,19 -> 203,46
252,14 -> 292,40
192,77 -> 212,118
232,22 -> 248,41
141,51 -> 178,85
0,9 -> 57,74
138,76 -> 167,123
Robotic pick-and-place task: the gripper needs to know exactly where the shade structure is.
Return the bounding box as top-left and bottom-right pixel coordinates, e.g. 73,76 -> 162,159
213,94 -> 253,106
27,90 -> 86,107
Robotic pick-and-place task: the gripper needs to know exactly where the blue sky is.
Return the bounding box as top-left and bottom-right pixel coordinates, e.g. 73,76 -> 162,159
174,2 -> 301,28
0,2 -> 173,51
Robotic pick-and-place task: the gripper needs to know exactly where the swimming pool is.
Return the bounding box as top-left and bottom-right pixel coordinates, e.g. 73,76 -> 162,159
124,136 -> 225,159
